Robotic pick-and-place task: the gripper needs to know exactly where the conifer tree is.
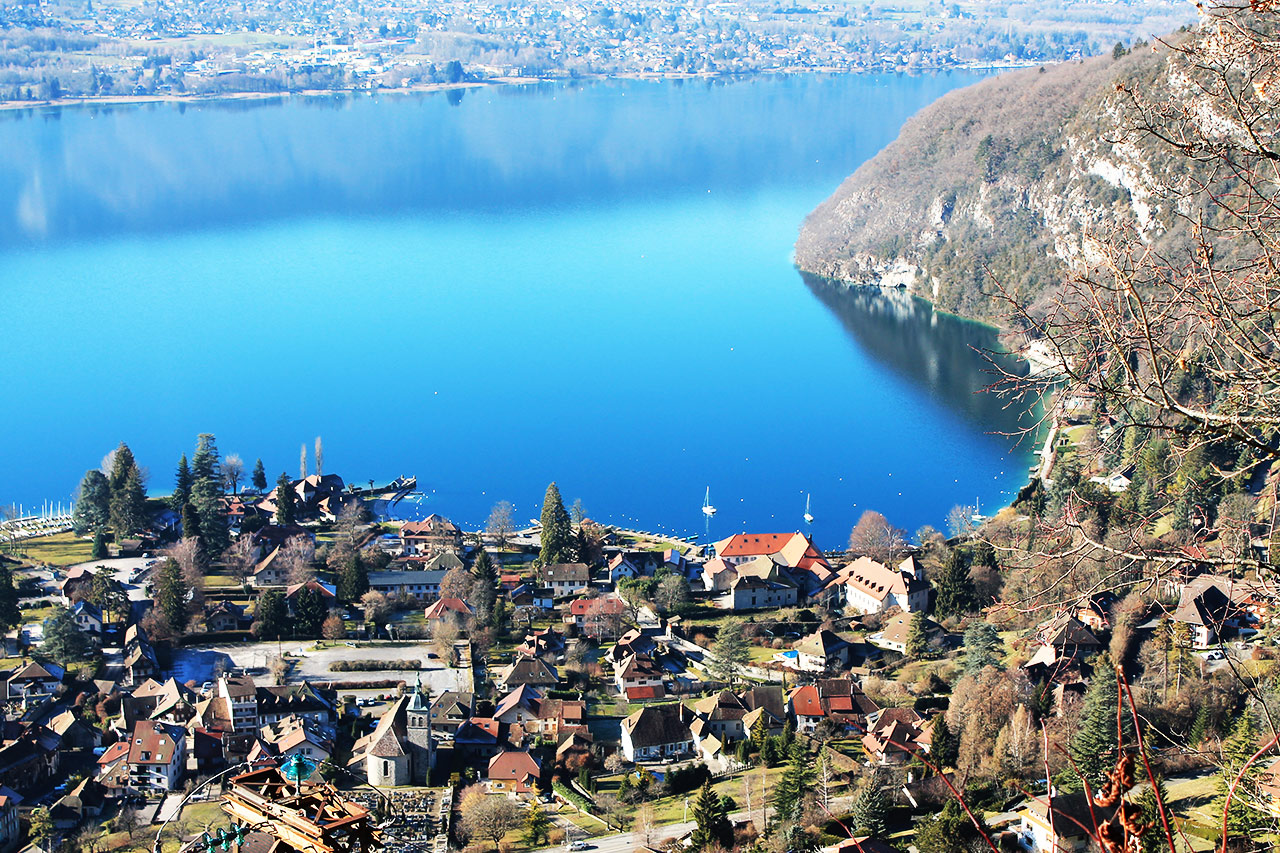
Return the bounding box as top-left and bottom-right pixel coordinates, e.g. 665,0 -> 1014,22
0,565 -> 22,632
91,528 -> 108,560
538,482 -> 573,566
337,552 -> 369,604
252,458 -> 268,492
689,779 -> 731,852
43,606 -> 91,665
1136,776 -> 1171,853
773,741 -> 815,821
72,469 -> 110,534
153,557 -> 190,635
190,434 -> 228,554
524,797 -> 551,846
275,472 -> 296,526
171,454 -> 192,512
107,443 -> 146,537
1214,710 -> 1267,840
850,775 -> 888,836
1065,657 -> 1133,791
471,548 -> 498,627
710,617 -> 751,685
905,610 -> 930,657
750,710 -> 769,747
929,713 -> 958,771
181,501 -> 202,545
253,590 -> 288,640
293,586 -> 329,637
934,548 -> 978,618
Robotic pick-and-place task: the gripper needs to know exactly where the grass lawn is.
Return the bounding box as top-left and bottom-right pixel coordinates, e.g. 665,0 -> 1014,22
749,645 -> 781,664
12,531 -> 94,566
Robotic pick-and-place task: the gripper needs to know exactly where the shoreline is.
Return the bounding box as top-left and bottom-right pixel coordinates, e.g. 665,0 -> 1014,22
0,61 -> 1035,115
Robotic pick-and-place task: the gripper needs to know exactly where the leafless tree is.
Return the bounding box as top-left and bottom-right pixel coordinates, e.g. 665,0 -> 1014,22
847,509 -> 907,563
322,612 -> 346,640
315,436 -> 324,477
439,566 -> 472,600
485,500 -> 515,549
299,443 -> 308,480
222,453 -> 244,495
336,499 -> 369,548
279,535 -> 317,584
361,590 -> 393,623
458,784 -> 521,850
223,535 -> 256,587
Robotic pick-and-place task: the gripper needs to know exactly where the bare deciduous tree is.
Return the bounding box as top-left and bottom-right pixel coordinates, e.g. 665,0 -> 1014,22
847,509 -> 907,563
485,500 -> 515,549
222,453 -> 244,495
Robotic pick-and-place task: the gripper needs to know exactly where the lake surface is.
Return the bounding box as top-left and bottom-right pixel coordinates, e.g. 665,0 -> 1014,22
0,74 -> 1039,544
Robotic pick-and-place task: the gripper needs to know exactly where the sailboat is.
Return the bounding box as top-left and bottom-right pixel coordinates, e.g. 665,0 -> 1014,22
803,493 -> 814,525
702,487 -> 717,517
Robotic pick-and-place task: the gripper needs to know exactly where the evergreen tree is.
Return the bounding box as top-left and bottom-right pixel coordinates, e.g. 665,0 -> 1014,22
72,469 -> 110,534
91,528 -> 108,560
471,548 -> 498,627
275,472 -> 296,526
538,482 -> 573,566
773,741 -> 815,821
253,590 -> 288,640
524,797 -> 551,846
153,557 -> 190,635
181,501 -> 202,545
750,711 -> 769,747
0,565 -> 20,632
293,586 -> 329,637
252,458 -> 268,492
914,799 -> 990,853
962,622 -> 1002,672
107,443 -> 146,537
850,776 -> 889,836
929,714 -> 959,771
43,606 -> 91,664
88,571 -> 125,628
934,548 -> 978,618
1136,776 -> 1171,853
710,618 -> 751,685
1214,710 -> 1268,840
1065,657 -> 1134,791
689,779 -> 731,852
170,454 -> 193,513
761,736 -> 782,767
905,610 -> 931,658
189,434 -> 228,553
336,552 -> 369,604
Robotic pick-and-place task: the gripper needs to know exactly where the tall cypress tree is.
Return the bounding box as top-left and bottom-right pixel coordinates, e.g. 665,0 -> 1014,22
538,482 -> 573,566
170,454 -> 193,513
934,548 -> 979,618
251,458 -> 268,493
471,548 -> 498,627
275,472 -> 296,526
154,557 -> 190,635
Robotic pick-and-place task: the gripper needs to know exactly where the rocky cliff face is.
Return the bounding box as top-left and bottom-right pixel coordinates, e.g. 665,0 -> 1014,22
794,45 -> 1183,322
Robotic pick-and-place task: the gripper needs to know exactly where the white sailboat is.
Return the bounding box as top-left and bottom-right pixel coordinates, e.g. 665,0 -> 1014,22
803,493 -> 814,525
702,487 -> 717,517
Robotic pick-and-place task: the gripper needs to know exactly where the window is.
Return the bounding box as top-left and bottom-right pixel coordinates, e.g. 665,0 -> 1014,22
383,760 -> 390,776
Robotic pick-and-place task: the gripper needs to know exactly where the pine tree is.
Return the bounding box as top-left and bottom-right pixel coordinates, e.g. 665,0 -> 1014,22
914,799 -> 990,853
905,610 -> 931,657
524,798 -> 551,846
773,741 -> 815,822
153,557 -> 190,635
538,482 -> 573,566
1136,776 -> 1171,853
0,565 -> 20,632
850,776 -> 888,836
293,586 -> 329,637
171,454 -> 193,513
72,469 -> 110,534
275,472 -> 296,526
750,710 -> 769,747
934,548 -> 978,618
930,714 -> 958,771
252,458 -> 268,492
253,590 -> 288,640
337,552 -> 369,604
91,528 -> 108,560
190,434 -> 228,555
471,548 -> 498,627
181,501 -> 202,544
107,443 -> 146,537
1066,657 -> 1134,791
1214,710 -> 1267,840
689,779 -> 731,852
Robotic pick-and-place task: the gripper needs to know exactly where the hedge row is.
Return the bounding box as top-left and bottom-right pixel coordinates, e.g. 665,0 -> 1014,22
330,660 -> 422,672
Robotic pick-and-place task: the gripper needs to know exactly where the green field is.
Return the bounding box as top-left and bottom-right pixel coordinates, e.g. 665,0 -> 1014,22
11,531 -> 94,566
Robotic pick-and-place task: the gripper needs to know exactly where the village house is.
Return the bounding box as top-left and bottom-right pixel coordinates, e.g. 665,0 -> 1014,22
614,653 -> 666,700
508,583 -> 555,611
871,613 -> 943,653
1171,578 -> 1243,647
454,718 -> 503,763
429,691 -> 475,735
861,707 -> 930,765
400,515 -> 463,556
71,601 -> 103,639
496,657 -> 559,692
0,785 -> 22,852
284,579 -> 338,614
204,600 -> 249,632
49,778 -> 104,833
424,597 -> 475,623
620,703 -> 695,763
788,679 -> 880,734
710,531 -> 834,595
123,624 -> 159,686
829,555 -> 930,615
727,572 -> 798,611
791,629 -> 853,673
487,750 -> 540,796
541,563 -> 591,597
125,720 -> 188,794
564,595 -> 625,640
6,661 -> 63,701
516,627 -> 567,661
251,714 -> 334,764
1016,792 -> 1116,853
367,570 -> 448,600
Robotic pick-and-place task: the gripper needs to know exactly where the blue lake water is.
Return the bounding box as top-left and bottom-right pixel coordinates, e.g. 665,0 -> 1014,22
0,74 -> 1038,544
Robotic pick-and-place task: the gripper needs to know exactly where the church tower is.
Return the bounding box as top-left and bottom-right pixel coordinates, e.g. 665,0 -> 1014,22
406,673 -> 434,784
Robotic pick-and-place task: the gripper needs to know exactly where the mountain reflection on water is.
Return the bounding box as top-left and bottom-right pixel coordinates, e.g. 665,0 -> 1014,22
801,272 -> 1037,438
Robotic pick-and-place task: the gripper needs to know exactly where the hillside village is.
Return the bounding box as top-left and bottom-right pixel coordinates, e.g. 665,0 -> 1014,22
0,433 -> 1275,853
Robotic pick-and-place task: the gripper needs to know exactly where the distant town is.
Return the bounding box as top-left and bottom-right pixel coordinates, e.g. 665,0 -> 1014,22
0,423 -> 1269,853
0,0 -> 1194,105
